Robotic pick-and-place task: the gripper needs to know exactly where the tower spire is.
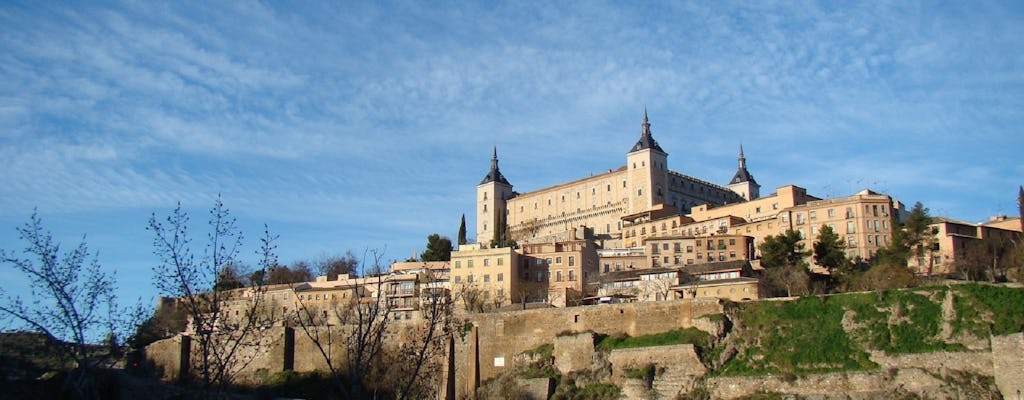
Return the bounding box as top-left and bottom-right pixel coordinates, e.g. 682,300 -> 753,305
642,107 -> 651,137
629,108 -> 664,153
480,146 -> 510,185
738,144 -> 747,170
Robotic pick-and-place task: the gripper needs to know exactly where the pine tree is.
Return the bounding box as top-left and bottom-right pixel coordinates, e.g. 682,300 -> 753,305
457,214 -> 467,245
813,224 -> 850,274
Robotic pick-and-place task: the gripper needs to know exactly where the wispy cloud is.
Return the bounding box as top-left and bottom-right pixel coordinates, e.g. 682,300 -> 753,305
1,1 -> 1022,303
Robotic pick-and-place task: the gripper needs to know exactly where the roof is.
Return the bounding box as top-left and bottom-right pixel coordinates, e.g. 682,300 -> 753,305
629,110 -> 665,153
685,260 -> 750,275
480,147 -> 511,185
672,277 -> 759,289
729,167 -> 756,185
728,144 -> 757,185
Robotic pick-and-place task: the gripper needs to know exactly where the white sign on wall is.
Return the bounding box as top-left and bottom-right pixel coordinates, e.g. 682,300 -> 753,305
494,357 -> 505,367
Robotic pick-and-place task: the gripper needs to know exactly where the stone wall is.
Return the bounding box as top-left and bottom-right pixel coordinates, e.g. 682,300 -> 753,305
144,335 -> 187,382
870,350 -> 993,376
552,332 -> 595,374
458,298 -> 722,397
992,332 -> 1024,399
608,344 -> 706,399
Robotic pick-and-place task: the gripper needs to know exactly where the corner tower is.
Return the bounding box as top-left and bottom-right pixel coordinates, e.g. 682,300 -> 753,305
626,110 -> 669,215
476,147 -> 513,245
727,144 -> 760,200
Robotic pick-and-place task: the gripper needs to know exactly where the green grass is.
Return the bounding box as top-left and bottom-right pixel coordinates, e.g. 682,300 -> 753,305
717,296 -> 876,376
624,363 -> 657,380
520,343 -> 553,359
595,327 -> 711,352
954,284 -> 1024,335
551,380 -> 620,400
716,285 -> 1024,378
517,343 -> 558,379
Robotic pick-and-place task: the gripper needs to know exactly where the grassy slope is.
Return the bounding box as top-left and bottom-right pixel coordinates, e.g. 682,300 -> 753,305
717,283 -> 1024,377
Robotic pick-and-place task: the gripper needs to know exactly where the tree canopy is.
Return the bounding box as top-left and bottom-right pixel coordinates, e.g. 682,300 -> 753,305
875,201 -> 935,268
813,224 -> 850,274
457,214 -> 468,245
421,234 -> 453,261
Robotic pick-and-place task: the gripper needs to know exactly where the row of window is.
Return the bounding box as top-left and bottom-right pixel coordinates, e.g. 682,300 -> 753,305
454,257 -> 506,269
453,273 -> 505,283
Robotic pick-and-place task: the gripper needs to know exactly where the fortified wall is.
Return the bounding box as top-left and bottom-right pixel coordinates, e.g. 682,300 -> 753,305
453,298 -> 724,398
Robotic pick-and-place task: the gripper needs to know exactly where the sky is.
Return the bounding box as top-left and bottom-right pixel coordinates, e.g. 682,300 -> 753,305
1,1 -> 1022,309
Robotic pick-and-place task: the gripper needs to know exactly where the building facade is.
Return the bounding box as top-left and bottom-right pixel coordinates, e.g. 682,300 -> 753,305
478,111 -> 752,245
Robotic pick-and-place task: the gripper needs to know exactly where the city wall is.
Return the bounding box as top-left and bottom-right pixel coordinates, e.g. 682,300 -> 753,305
455,298 -> 723,397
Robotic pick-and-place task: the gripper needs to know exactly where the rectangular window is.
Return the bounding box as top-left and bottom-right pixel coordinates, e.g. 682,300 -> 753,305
828,209 -> 835,217
497,257 -> 504,266
809,211 -> 817,220
603,264 -> 610,273
729,251 -> 736,258
497,273 -> 503,282
568,256 -> 575,266
468,259 -> 474,268
568,270 -> 575,281
455,261 -> 461,269
536,272 -> 543,282
484,274 -> 490,282
483,258 -> 490,266
556,271 -> 563,282
467,275 -> 474,283
556,256 -> 562,264
729,238 -> 736,245
847,221 -> 856,234
454,276 -> 461,283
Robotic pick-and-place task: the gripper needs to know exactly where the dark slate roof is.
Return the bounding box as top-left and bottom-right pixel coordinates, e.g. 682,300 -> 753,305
629,110 -> 666,153
480,147 -> 511,185
729,145 -> 757,185
729,167 -> 756,185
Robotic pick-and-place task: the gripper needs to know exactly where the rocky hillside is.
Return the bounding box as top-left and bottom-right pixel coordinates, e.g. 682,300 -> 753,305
479,283 -> 1024,399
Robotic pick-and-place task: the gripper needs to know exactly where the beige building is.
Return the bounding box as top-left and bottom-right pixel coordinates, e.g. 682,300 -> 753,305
478,111 -> 752,245
713,189 -> 902,265
598,260 -> 762,302
908,217 -> 1023,276
519,239 -> 600,307
646,234 -> 754,269
449,244 -> 521,310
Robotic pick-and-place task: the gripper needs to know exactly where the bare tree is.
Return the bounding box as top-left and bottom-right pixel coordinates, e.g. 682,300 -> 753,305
0,211 -> 143,399
290,249 -> 456,399
147,199 -> 278,393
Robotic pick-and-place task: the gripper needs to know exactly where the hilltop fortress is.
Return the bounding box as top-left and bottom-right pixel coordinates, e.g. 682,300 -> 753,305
143,110 -> 1023,399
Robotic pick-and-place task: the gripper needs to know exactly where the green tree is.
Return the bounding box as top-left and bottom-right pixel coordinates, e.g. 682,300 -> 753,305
457,214 -> 468,245
876,202 -> 935,271
421,234 -> 453,261
760,230 -> 808,269
813,224 -> 851,275
758,230 -> 810,297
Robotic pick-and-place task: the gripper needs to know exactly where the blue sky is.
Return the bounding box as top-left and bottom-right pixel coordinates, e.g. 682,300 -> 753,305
1,1 -> 1022,307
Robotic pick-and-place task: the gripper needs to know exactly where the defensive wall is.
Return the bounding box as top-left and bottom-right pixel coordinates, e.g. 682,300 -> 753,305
143,296 -> 1024,399
454,298 -> 724,398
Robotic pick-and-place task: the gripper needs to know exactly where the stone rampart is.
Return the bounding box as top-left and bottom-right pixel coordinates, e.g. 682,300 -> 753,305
870,350 -> 992,376
606,344 -> 706,383
552,332 -> 595,374
459,298 -> 722,397
992,332 -> 1024,399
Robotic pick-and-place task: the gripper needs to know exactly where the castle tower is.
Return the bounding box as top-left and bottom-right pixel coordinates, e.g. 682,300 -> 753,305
626,109 -> 669,215
476,147 -> 513,245
727,144 -> 760,200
